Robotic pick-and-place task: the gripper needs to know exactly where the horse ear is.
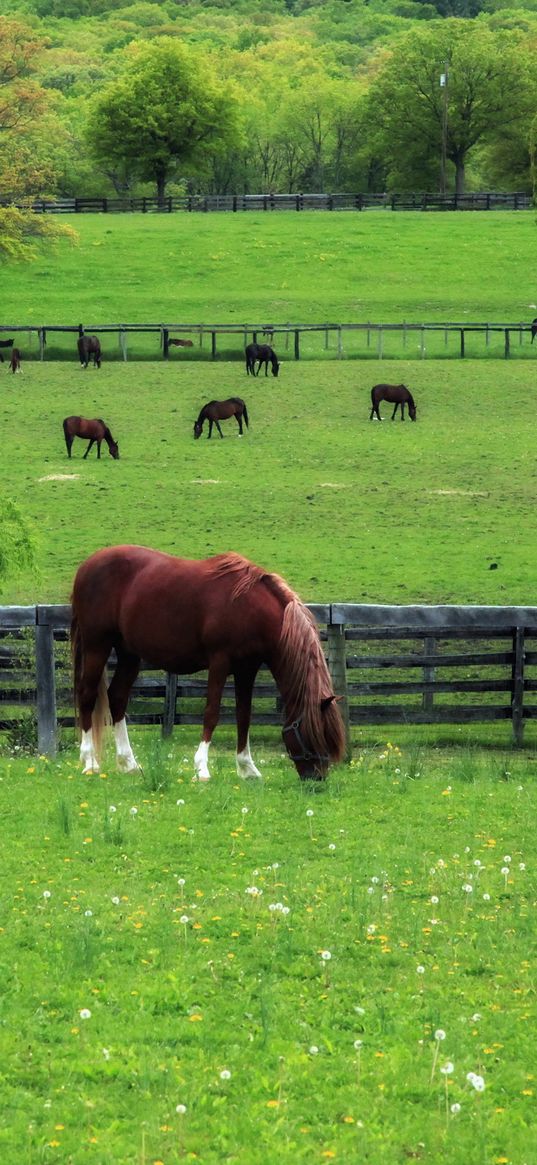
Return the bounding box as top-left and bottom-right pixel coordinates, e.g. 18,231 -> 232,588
321,695 -> 341,712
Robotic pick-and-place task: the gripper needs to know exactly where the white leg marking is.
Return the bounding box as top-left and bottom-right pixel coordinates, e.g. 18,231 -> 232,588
194,740 -> 211,782
114,718 -> 140,772
236,738 -> 262,779
80,729 -> 100,774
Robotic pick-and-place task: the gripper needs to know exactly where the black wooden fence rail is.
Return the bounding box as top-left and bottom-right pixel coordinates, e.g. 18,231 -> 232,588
3,191 -> 531,214
0,320 -> 534,362
2,603 -> 537,757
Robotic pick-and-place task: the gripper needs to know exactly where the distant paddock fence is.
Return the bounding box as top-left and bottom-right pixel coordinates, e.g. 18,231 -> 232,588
1,321 -> 535,362
2,603 -> 537,757
2,191 -> 532,214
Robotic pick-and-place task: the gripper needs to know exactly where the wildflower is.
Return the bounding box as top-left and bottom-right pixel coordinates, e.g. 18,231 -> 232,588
354,1006 -> 366,1016
176,799 -> 185,806
500,866 -> 510,876
129,807 -> 138,817
371,876 -> 379,885
353,1039 -> 363,1050
220,1069 -> 231,1080
177,877 -> 186,886
462,883 -> 473,893
503,855 -> 511,863
102,1048 -> 110,1060
108,805 -> 117,813
519,862 -> 526,871
450,1102 -> 461,1115
320,950 -> 332,961
471,1013 -> 482,1022
306,809 -> 314,818
241,806 -> 248,815
431,895 -> 439,904
111,896 -> 120,905
416,965 -> 425,974
180,915 -> 189,924
434,1029 -> 446,1042
79,1008 -> 92,1020
309,1045 -> 319,1055
84,910 -> 93,918
467,1072 -> 485,1091
328,843 -> 336,851
43,890 -> 51,900
175,1104 -> 187,1114
483,892 -> 491,901
441,1062 -> 454,1075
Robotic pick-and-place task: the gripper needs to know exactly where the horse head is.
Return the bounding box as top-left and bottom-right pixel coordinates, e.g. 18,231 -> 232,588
193,420 -> 203,439
109,441 -> 120,460
282,697 -> 341,781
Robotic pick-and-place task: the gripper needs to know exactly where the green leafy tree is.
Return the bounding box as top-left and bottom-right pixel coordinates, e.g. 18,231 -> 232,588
87,39 -> 243,201
0,500 -> 36,594
367,21 -> 537,194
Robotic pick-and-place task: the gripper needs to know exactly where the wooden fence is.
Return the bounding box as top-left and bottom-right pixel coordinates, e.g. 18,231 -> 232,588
0,321 -> 534,362
2,603 -> 537,757
3,191 -> 531,214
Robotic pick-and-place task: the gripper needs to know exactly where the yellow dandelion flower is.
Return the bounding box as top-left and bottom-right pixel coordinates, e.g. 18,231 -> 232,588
189,1014 -> 203,1022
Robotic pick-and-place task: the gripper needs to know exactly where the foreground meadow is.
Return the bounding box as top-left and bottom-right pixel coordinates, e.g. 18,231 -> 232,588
1,737 -> 536,1165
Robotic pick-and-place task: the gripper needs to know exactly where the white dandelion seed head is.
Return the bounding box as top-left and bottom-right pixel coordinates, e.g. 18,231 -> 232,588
519,861 -> 526,870
450,1102 -> 461,1115
111,896 -> 120,905
353,1039 -> 363,1050
503,855 -> 511,863
441,1061 -> 454,1075
471,1013 -> 482,1022
471,1074 -> 485,1092
309,1045 -> 319,1055
473,859 -> 482,867
79,1008 -> 91,1020
176,799 -> 185,806
320,950 -> 332,961
416,965 -> 425,974
241,806 -> 248,814
462,883 -> 473,893
306,808 -> 314,817
431,895 -> 439,904
108,805 -> 117,813
175,1104 -> 187,1115
84,909 -> 93,917
102,1048 -> 110,1060
281,905 -> 290,915
483,892 -> 491,901
42,890 -> 51,899
367,886 -> 374,895
129,806 -> 138,817
177,877 -> 186,886
220,1069 -> 231,1080
434,1029 -> 446,1042
328,843 -> 336,851
180,915 -> 189,924
371,876 -> 380,884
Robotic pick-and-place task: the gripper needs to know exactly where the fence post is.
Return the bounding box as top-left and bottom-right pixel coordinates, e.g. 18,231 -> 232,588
211,331 -> 217,359
422,636 -> 436,715
35,615 -> 57,757
326,623 -> 351,760
377,328 -> 383,359
460,329 -> 465,358
119,327 -> 127,361
38,328 -> 46,360
162,328 -> 169,359
162,673 -> 178,738
504,329 -> 510,358
511,626 -> 525,746
294,330 -> 300,360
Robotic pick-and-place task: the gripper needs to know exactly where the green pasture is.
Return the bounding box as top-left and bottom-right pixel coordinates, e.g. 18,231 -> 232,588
2,212 -> 537,1165
3,211 -> 537,332
1,743 -> 536,1165
1,358 -> 536,610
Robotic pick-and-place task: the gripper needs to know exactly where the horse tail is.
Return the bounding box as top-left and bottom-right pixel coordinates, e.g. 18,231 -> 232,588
70,609 -> 110,764
278,596 -> 346,764
243,402 -> 249,428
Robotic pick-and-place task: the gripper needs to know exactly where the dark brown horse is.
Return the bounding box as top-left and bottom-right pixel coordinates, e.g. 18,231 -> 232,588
245,343 -> 279,377
531,318 -> 537,344
9,348 -> 21,373
169,338 -> 194,348
370,383 -> 417,421
78,335 -> 102,369
63,416 -> 119,459
71,546 -> 345,782
194,397 -> 249,439
0,338 -> 14,363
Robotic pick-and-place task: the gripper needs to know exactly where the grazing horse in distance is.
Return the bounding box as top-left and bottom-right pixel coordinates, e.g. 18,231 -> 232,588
9,348 -> 22,373
245,342 -> 279,377
0,338 -> 14,363
370,383 -> 417,422
63,416 -> 119,459
169,337 -> 194,348
194,397 -> 249,439
70,545 -> 346,781
531,318 -> 537,344
78,335 -> 102,368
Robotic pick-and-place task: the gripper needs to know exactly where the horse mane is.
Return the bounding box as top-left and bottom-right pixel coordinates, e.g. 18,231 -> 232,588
211,554 -> 345,763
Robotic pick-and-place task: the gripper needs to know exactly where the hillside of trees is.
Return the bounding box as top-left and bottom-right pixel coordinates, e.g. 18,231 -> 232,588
1,0 -> 537,201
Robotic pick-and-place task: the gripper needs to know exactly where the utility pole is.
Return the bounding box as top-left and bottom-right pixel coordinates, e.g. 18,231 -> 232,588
440,62 -> 449,195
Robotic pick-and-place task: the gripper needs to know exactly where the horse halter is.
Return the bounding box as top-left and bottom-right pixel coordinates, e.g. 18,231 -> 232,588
282,716 -> 329,767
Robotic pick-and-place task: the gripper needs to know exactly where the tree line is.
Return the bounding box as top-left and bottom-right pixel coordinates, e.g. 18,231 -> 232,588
1,0 -> 537,220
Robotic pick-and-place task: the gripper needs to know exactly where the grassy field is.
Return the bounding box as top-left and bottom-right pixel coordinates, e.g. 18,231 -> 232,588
2,211 -> 537,330
2,211 -> 537,1165
2,741 -> 536,1165
1,358 -> 536,608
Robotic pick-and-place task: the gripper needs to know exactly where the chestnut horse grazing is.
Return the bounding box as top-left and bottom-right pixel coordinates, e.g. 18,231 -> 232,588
245,343 -> 279,377
169,337 -> 194,348
370,383 -> 417,421
63,416 -> 119,459
71,546 -> 345,782
194,397 -> 249,439
78,335 -> 102,368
